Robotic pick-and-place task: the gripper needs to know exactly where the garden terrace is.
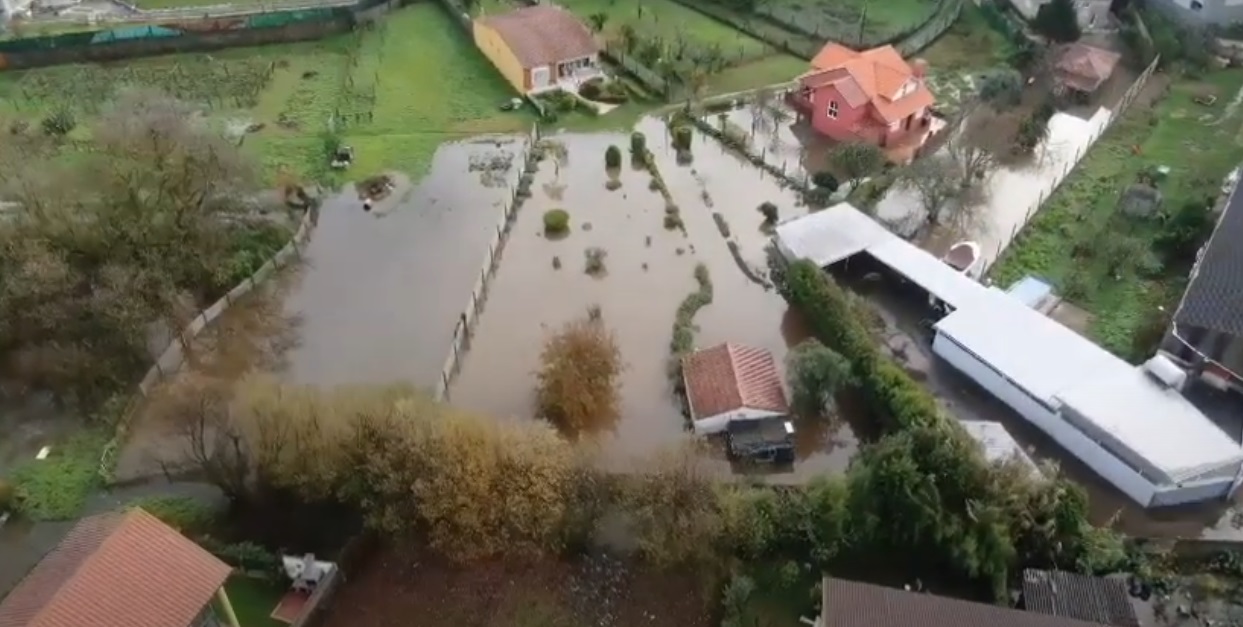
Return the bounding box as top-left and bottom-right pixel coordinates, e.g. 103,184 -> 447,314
990,70 -> 1243,362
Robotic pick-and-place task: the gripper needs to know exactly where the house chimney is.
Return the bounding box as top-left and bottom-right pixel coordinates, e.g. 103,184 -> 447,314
911,58 -> 928,78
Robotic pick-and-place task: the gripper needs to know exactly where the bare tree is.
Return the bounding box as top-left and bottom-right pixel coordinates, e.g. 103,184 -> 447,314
157,377 -> 254,502
947,132 -> 997,189
900,156 -> 963,224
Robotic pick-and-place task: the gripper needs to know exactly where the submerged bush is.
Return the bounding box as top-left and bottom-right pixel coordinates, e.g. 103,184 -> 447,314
630,132 -> 647,156
605,145 -> 622,169
543,209 -> 570,234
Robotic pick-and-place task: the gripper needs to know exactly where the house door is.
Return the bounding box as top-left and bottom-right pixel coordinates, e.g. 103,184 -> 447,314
531,66 -> 551,89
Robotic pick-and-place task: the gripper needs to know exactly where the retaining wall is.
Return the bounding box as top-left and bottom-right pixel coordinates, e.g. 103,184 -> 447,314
432,124 -> 540,403
97,206 -> 317,482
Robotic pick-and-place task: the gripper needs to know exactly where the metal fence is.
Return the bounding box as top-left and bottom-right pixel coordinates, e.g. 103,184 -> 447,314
979,55 -> 1162,276
97,207 -> 317,481
433,124 -> 540,403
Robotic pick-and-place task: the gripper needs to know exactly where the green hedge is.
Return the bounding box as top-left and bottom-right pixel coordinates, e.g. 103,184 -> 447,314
773,258 -> 1125,591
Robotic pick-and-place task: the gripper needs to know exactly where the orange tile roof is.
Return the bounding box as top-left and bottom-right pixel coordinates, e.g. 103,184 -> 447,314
682,343 -> 789,420
0,509 -> 232,627
803,43 -> 935,124
477,4 -> 600,69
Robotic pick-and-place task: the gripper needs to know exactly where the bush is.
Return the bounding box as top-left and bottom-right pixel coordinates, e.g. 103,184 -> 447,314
812,171 -> 839,192
672,125 -> 693,152
605,145 -> 622,169
198,537 -> 282,574
10,432 -> 107,521
758,201 -> 779,224
630,132 -> 647,156
543,209 -> 570,234
536,312 -> 623,435
584,247 -> 607,275
129,496 -> 219,533
579,78 -> 630,104
0,478 -> 13,511
668,264 -> 713,383
786,339 -> 855,414
41,108 -> 76,137
774,259 -> 1112,594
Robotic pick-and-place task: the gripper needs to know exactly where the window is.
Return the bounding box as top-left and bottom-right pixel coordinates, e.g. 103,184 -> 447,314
827,100 -> 839,119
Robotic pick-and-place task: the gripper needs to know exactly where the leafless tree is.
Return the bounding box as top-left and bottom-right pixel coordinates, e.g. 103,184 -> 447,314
157,377 -> 254,502
947,131 -> 998,189
900,156 -> 963,225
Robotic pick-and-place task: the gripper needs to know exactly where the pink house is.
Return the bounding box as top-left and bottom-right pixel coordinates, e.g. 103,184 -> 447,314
790,43 -> 937,157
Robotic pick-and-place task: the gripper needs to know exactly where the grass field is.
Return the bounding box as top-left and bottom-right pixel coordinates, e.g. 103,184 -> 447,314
918,4 -> 1012,112
560,0 -> 771,58
223,576 -> 287,627
990,70 -> 1243,360
761,0 -> 937,43
703,53 -> 806,95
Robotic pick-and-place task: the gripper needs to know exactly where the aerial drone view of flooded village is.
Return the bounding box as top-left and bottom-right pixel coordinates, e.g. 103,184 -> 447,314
6,0 -> 1243,624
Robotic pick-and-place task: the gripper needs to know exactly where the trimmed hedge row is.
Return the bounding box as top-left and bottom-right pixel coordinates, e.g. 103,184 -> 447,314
776,259 -> 938,432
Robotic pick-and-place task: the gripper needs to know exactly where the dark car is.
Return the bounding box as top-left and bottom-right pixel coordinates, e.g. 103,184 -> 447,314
726,418 -> 795,464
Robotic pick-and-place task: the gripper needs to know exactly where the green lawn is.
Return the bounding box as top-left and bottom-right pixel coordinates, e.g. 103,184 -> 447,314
762,0 -> 938,43
990,69 -> 1243,360
9,431 -> 107,521
560,0 -> 771,58
224,576 -> 287,627
704,53 -> 807,95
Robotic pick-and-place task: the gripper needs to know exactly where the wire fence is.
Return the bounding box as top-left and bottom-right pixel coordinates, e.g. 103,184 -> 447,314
433,123 -> 540,403
96,206 -> 317,482
978,55 -> 1162,277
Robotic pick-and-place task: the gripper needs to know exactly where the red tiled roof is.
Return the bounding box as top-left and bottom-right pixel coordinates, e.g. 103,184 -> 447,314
822,578 -> 1112,627
682,343 -> 788,420
0,509 -> 232,627
477,4 -> 600,69
802,43 -> 935,123
1055,43 -> 1121,93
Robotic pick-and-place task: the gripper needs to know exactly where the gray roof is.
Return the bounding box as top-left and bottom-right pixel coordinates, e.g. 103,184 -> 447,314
1175,172 -> 1243,337
1021,570 -> 1139,627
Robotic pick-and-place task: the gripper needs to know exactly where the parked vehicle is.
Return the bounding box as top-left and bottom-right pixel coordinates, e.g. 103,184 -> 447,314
726,418 -> 795,464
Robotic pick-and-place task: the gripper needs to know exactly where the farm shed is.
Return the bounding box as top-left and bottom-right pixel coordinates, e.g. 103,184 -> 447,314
682,342 -> 789,435
933,291 -> 1243,508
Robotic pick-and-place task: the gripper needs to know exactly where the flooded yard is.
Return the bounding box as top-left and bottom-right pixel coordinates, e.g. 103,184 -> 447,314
452,118 -> 860,480
278,137 -> 529,387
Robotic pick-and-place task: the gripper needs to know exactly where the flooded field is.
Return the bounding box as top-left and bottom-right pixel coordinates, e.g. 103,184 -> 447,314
716,97 -> 827,184
279,137 -> 528,387
452,118 -> 861,480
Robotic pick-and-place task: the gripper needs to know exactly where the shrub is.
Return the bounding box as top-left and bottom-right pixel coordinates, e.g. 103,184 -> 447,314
672,125 -> 693,152
758,201 -> 779,224
664,213 -> 684,230
630,132 -> 647,156
786,339 -> 855,414
41,108 -> 76,137
0,478 -> 13,511
584,247 -> 607,275
605,145 -> 622,169
812,171 -> 839,192
543,209 -> 570,234
536,312 -> 623,435
668,264 -> 713,383
129,496 -> 219,533
198,537 -> 282,574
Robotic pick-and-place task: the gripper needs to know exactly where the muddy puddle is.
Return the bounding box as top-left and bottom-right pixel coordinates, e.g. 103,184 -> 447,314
452,118 -> 862,481
278,137 -> 528,387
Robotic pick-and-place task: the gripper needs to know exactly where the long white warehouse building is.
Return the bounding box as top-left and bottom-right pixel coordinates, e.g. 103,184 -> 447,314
776,204 -> 1243,508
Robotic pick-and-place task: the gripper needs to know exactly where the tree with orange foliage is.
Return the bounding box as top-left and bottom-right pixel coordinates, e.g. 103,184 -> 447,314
535,307 -> 623,436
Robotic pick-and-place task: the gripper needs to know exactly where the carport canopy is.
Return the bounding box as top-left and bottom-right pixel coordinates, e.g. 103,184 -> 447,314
774,203 -> 891,268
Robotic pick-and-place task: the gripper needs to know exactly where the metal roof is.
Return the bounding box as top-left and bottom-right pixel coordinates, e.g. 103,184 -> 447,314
1174,169 -> 1243,338
1021,570 -> 1140,627
773,203 -> 891,268
935,291 -> 1243,482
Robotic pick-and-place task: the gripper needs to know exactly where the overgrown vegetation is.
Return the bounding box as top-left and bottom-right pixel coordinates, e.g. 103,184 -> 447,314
535,310 -> 623,436
771,257 -> 1126,597
990,70 -> 1241,360
668,264 -> 714,388
543,209 -> 571,235
0,89 -> 288,408
9,432 -> 108,520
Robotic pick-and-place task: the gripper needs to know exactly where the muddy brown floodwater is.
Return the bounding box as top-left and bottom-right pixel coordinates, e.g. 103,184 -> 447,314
278,137 -> 528,387
452,118 -> 862,481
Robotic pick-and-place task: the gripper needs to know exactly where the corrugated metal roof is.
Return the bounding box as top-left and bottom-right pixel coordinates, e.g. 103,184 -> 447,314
820,577 -> 1110,627
935,289 -> 1243,482
1174,169 -> 1243,338
1021,570 -> 1139,627
0,509 -> 232,627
